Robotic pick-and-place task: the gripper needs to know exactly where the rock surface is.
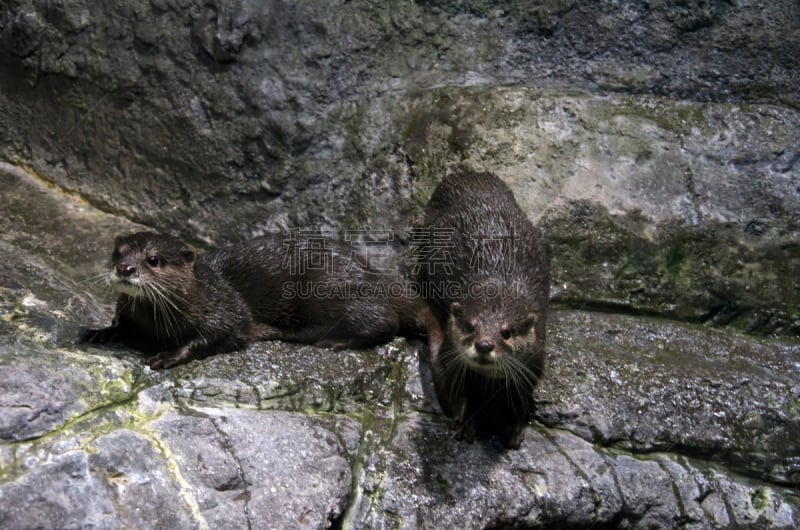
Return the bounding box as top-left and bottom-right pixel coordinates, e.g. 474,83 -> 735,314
1,0 -> 799,528
1,162 -> 798,527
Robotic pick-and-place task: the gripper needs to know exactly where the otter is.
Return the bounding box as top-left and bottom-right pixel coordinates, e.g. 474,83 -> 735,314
82,231 -> 427,369
414,171 -> 550,448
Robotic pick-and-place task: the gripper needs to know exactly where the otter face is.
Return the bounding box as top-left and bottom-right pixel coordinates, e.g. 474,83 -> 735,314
447,301 -> 539,376
108,232 -> 196,299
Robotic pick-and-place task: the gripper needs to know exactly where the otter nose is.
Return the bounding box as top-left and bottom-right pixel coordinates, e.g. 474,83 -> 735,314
475,339 -> 494,356
116,263 -> 137,277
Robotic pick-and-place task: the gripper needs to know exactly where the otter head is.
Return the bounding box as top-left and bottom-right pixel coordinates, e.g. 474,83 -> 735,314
108,232 -> 196,299
447,301 -> 541,377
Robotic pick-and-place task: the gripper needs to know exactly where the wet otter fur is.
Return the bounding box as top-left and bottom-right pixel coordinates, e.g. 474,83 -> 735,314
83,231 -> 426,369
416,171 -> 550,448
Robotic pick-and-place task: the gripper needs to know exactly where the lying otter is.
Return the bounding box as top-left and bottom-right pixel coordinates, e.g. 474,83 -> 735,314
83,231 -> 427,368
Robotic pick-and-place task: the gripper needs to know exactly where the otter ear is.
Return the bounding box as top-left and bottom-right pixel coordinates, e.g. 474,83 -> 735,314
450,302 -> 463,318
522,312 -> 539,332
180,248 -> 196,264
113,235 -> 129,250
111,236 -> 129,262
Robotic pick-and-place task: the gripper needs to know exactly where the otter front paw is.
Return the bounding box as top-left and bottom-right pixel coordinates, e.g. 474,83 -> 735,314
505,421 -> 527,450
313,338 -> 352,351
452,418 -> 477,443
146,347 -> 191,370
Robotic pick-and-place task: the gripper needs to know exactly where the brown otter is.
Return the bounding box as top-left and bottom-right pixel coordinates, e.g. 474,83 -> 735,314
82,231 -> 427,369
414,171 -> 550,448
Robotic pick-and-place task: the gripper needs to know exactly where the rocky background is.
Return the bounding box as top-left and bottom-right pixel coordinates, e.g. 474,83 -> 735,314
1,0 -> 799,528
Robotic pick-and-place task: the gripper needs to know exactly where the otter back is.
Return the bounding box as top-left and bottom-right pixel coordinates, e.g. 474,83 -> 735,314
206,233 -> 426,349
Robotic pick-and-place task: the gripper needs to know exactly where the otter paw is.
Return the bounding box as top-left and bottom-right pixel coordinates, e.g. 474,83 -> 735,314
146,348 -> 188,370
505,424 -> 526,450
453,419 -> 477,443
314,338 -> 352,351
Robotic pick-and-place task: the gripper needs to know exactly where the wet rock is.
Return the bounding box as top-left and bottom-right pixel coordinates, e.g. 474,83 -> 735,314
0,356 -> 91,442
351,418 -> 799,529
0,429 -> 197,530
1,0 -> 799,240
0,339 -> 139,442
150,408 -> 358,529
1,310 -> 798,528
0,357 -> 361,529
537,311 -> 800,486
0,162 -> 141,330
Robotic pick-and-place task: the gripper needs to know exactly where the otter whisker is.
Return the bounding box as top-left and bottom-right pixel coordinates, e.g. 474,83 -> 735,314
85,271 -> 114,290
500,355 -> 540,414
149,274 -> 191,310
142,282 -> 169,341
150,289 -> 173,341
437,345 -> 470,411
502,358 -> 537,394
146,279 -> 184,342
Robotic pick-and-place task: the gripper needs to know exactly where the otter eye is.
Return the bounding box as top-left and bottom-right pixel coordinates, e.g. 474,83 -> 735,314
463,321 -> 475,333
500,329 -> 512,340
146,255 -> 160,267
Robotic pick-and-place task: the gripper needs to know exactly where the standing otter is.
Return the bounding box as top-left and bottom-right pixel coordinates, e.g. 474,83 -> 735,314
415,171 -> 550,448
83,231 -> 426,369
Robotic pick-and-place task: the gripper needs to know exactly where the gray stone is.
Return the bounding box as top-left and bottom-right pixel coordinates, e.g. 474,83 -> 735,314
0,429 -> 197,530
0,450 -> 123,530
1,314 -> 798,528
152,408 -> 358,529
1,0 -> 799,242
536,311 -> 800,486
0,339 -> 139,442
349,419 -> 799,528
